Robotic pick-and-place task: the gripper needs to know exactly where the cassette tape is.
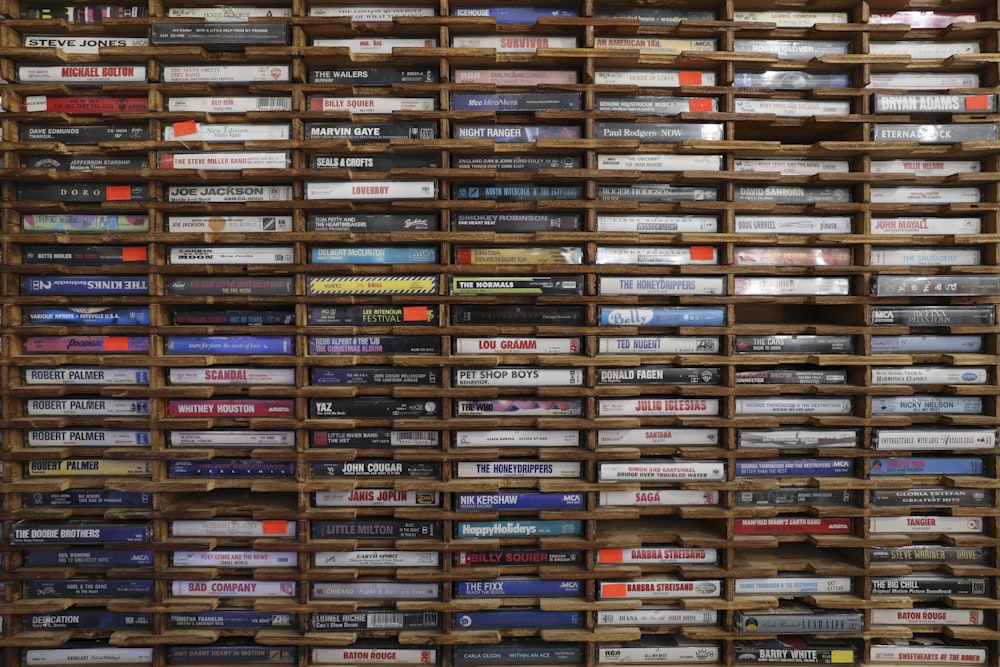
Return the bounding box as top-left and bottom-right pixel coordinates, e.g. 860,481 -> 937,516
453,337 -> 580,354
596,154 -> 722,172
871,217 -> 982,234
599,307 -> 725,326
161,64 -> 291,83
871,396 -> 983,415
307,213 -> 439,232
451,305 -> 585,326
598,276 -> 725,295
873,123 -> 998,143
597,183 -> 717,201
734,98 -> 851,117
307,96 -> 436,113
733,158 -> 850,175
450,276 -> 582,295
22,34 -> 149,53
453,368 -> 583,387
734,185 -> 852,203
162,123 -> 289,142
594,96 -> 717,114
734,39 -> 850,58
596,428 -> 720,447
594,36 -> 716,52
454,184 -> 582,200
167,96 -> 292,113
168,6 -> 291,17
596,215 -> 718,233
452,7 -> 578,21
308,5 -> 434,19
733,10 -> 849,26
593,69 -> 716,87
18,183 -> 147,202
594,122 -> 723,141
733,277 -> 851,296
595,5 -> 713,22
306,121 -> 437,141
312,37 -> 437,51
451,34 -> 578,51
168,246 -> 294,265
597,398 -> 720,417
21,154 -> 149,170
158,151 -> 290,170
311,154 -> 440,170
597,336 -> 720,354
455,246 -> 582,265
307,305 -> 438,326
452,92 -> 582,112
150,22 -> 290,48
165,185 -> 293,202
870,335 -> 982,353
734,247 -> 853,266
452,68 -> 579,85
871,247 -> 981,266
733,71 -> 850,89
21,213 -> 149,234
17,64 -> 147,83
734,335 -> 855,354
310,246 -> 437,264
308,67 -> 438,84
868,72 -> 981,90
735,397 -> 854,416
872,306 -> 995,327
597,366 -> 721,385
737,429 -> 859,448
735,216 -> 852,234
872,275 -> 1000,297
873,93 -> 997,113
451,154 -> 582,170
167,216 -> 293,233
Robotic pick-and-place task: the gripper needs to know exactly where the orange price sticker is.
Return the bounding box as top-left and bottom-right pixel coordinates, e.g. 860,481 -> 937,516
172,120 -> 198,137
105,186 -> 132,201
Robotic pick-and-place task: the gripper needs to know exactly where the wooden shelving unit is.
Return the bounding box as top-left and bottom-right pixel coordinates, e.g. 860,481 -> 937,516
1,0 -> 999,665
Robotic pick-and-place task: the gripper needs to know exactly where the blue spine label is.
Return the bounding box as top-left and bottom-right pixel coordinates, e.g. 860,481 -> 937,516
27,611 -> 154,629
24,307 -> 150,325
455,580 -> 582,596
455,520 -> 583,538
308,336 -> 441,355
451,93 -> 583,111
454,185 -> 583,200
10,522 -> 150,544
600,307 -> 726,326
453,610 -> 582,628
451,7 -> 578,21
169,460 -> 297,478
870,457 -> 984,475
456,493 -> 585,510
24,549 -> 154,567
736,459 -> 854,476
21,276 -> 149,295
165,336 -> 294,354
26,579 -> 155,597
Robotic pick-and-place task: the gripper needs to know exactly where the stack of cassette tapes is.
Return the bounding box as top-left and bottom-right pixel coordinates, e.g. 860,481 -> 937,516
2,1 -> 1000,666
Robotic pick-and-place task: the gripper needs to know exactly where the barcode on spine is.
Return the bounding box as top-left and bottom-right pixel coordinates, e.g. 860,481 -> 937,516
368,612 -> 402,629
395,431 -> 435,446
255,97 -> 291,110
